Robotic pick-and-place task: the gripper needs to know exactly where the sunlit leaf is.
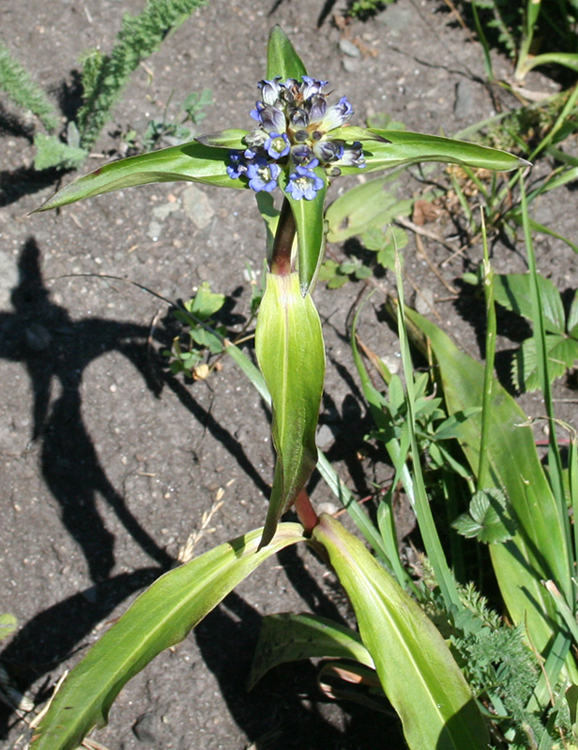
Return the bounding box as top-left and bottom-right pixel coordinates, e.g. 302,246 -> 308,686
279,167 -> 327,294
30,523 -> 305,750
453,488 -> 516,544
267,25 -> 307,81
36,141 -> 242,212
255,273 -> 325,547
405,307 -> 575,672
349,130 -> 528,175
313,514 -> 489,750
326,174 -> 412,243
524,52 -> 578,75
0,613 -> 17,642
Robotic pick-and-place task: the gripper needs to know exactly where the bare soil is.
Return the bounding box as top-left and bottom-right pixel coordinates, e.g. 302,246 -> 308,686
1,1 -> 577,748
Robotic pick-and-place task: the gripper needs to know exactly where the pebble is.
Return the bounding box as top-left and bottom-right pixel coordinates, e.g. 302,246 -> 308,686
133,712 -> 157,744
146,220 -> 163,240
378,5 -> 414,30
316,424 -> 335,449
342,58 -> 360,73
414,287 -> 435,316
152,202 -> 181,221
454,80 -> 476,120
182,185 -> 215,229
25,323 -> 52,352
339,38 -> 360,58
0,249 -> 18,308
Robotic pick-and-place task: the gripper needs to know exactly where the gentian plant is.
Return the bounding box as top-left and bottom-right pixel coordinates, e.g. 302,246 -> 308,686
31,27 -> 527,750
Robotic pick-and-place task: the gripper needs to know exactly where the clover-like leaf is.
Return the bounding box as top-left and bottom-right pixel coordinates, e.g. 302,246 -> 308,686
453,489 -> 516,544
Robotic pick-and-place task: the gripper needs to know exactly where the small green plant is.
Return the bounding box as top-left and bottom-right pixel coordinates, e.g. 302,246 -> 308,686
0,40 -> 59,131
32,0 -> 210,171
464,270 -> 578,391
165,282 -> 225,378
126,88 -> 213,152
32,26 -> 527,750
345,0 -> 393,20
461,0 -> 578,83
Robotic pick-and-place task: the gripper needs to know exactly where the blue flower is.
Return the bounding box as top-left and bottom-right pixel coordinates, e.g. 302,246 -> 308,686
246,158 -> 281,193
250,102 -> 286,133
335,141 -> 366,168
264,132 -> 290,160
228,76 -> 365,193
300,76 -> 329,99
227,150 -> 248,179
319,96 -> 354,132
286,162 -> 324,201
258,77 -> 283,106
313,139 -> 345,163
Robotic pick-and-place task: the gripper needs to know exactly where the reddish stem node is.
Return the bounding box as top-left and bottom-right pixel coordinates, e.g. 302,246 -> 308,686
294,488 -> 319,535
270,197 -> 295,276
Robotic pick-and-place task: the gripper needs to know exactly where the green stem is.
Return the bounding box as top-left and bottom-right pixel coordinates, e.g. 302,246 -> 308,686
478,211 -> 496,490
270,198 -> 295,276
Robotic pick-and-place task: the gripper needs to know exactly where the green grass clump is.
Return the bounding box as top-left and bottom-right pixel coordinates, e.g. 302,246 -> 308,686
77,0 -> 209,150
0,39 -> 59,131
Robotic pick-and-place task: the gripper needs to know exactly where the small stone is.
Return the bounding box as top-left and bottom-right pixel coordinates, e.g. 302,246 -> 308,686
339,38 -> 360,57
25,323 -> 51,352
182,186 -> 215,229
454,80 -> 476,120
342,58 -> 360,74
133,712 -> 157,744
317,502 -> 339,516
152,202 -> 180,221
414,287 -> 435,316
81,585 -> 98,604
146,220 -> 162,240
378,5 -> 414,30
316,424 -> 335,449
0,249 -> 18,308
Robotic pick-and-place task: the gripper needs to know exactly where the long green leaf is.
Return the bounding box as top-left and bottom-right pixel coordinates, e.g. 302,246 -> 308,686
523,52 -> 578,74
325,172 -> 412,244
352,130 -> 528,175
30,523 -> 305,750
266,25 -> 307,81
405,307 -> 576,675
313,514 -> 489,750
279,167 -> 327,294
248,611 -> 374,690
255,272 -> 325,547
36,141 -> 241,212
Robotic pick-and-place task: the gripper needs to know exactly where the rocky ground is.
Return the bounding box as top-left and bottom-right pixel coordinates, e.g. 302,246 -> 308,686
1,1 -> 577,748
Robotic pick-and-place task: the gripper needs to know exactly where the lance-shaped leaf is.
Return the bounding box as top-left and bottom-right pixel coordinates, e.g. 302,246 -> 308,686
404,307 -> 576,675
279,168 -> 327,294
36,141 -> 243,212
313,514 -> 489,750
30,523 -> 305,750
267,25 -> 307,81
346,130 -> 529,175
255,272 -> 325,547
249,611 -> 374,690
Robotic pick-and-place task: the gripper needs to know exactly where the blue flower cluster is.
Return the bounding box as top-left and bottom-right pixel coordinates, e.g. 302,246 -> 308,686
228,77 -> 365,201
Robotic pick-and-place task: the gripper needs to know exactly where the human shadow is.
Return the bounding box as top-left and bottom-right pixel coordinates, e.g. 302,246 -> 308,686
0,237 -> 282,734
0,238 -> 173,581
